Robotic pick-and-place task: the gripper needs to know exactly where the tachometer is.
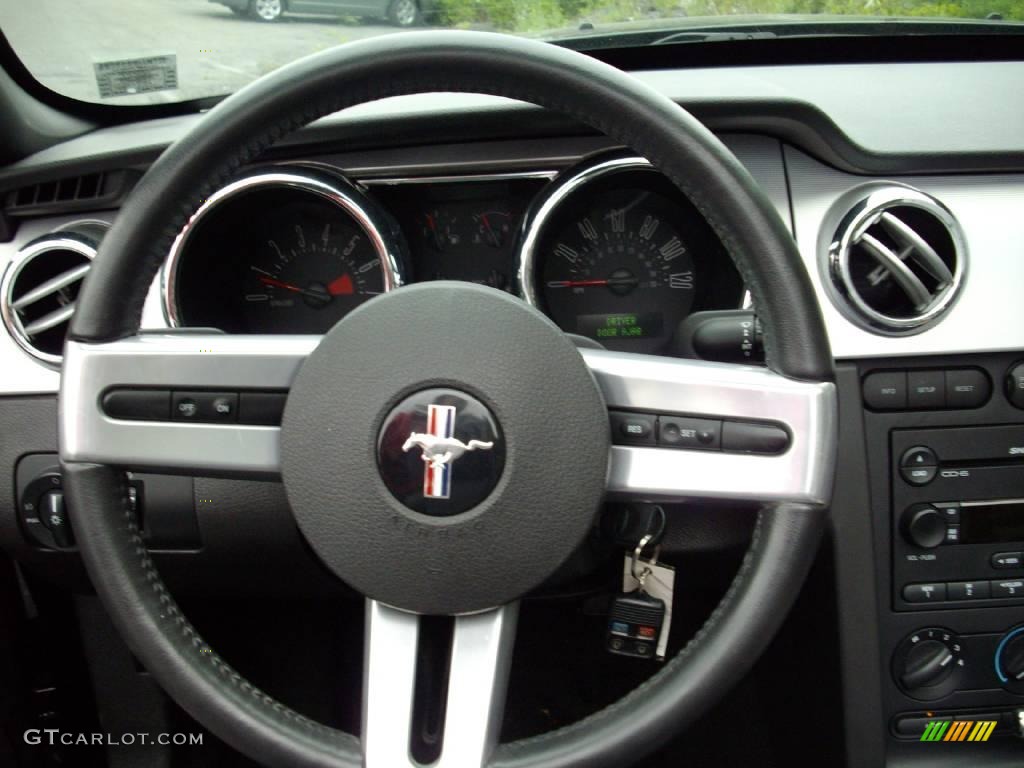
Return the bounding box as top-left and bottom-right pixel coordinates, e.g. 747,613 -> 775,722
166,167 -> 406,334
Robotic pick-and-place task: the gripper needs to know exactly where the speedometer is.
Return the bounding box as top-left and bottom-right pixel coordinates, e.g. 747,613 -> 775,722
166,166 -> 406,334
541,188 -> 697,348
519,154 -> 742,354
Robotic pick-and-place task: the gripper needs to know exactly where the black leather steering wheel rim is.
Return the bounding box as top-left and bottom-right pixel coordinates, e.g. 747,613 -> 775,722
62,31 -> 833,768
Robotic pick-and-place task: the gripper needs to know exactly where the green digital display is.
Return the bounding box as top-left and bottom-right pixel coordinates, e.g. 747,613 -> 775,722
578,313 -> 663,340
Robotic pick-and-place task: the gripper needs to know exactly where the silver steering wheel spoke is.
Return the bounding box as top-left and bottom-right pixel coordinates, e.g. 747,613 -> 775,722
363,600 -> 518,768
581,348 -> 837,506
61,333 -> 835,506
61,333 -> 317,476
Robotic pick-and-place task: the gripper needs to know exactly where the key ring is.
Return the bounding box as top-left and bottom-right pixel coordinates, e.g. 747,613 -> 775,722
632,533 -> 659,582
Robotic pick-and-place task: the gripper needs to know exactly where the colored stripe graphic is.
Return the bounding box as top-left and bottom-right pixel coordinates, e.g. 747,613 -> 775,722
921,721 -> 950,741
971,721 -> 997,742
424,404 -> 455,499
944,721 -> 969,741
922,720 -> 997,742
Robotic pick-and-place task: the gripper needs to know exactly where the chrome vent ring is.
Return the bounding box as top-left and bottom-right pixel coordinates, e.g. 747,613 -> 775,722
1,224 -> 105,366
824,185 -> 966,336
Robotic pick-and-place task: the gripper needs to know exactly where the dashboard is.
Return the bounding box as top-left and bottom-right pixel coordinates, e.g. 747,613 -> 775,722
2,58 -> 1024,768
164,154 -> 742,354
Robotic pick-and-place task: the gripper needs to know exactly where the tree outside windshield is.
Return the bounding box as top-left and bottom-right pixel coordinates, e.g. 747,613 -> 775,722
0,0 -> 1019,107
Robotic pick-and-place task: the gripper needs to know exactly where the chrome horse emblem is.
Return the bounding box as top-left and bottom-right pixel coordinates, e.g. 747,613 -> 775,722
402,404 -> 494,498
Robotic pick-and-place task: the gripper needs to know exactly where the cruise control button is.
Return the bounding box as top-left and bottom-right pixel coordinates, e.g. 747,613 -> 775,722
238,392 -> 288,426
903,583 -> 947,603
992,552 -> 1023,569
863,371 -> 907,410
208,394 -> 238,422
908,370 -> 945,409
609,411 -> 656,446
172,392 -> 239,422
658,416 -> 721,451
172,394 -> 200,420
102,389 -> 171,421
948,581 -> 990,600
992,579 -> 1024,598
721,421 -> 789,454
946,368 -> 990,409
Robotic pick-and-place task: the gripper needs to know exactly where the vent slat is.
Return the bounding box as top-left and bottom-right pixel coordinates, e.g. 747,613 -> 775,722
857,233 -> 933,311
11,262 -> 91,310
22,303 -> 76,336
879,212 -> 954,286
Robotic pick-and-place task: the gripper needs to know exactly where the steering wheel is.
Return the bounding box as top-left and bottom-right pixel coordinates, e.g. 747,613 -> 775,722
58,31 -> 836,768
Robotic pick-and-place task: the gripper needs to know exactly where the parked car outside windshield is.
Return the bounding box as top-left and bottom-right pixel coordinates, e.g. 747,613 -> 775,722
0,0 -> 1020,106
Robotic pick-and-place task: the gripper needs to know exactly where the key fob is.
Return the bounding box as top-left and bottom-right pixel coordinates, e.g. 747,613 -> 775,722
606,589 -> 665,659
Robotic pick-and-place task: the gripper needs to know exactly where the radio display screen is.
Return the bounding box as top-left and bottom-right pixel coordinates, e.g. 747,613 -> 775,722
961,502 -> 1024,544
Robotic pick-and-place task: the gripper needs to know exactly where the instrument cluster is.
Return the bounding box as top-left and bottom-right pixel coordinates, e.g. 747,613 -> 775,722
166,153 -> 744,355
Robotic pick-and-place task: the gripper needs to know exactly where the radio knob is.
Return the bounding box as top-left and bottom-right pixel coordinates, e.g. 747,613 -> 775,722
893,628 -> 964,700
902,504 -> 946,549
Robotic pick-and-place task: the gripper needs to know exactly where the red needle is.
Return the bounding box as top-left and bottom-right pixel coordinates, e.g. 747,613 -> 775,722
547,279 -> 611,288
327,273 -> 354,296
258,276 -> 302,293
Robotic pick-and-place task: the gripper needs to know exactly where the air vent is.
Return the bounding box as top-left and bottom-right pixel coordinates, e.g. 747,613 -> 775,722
1,226 -> 102,366
4,170 -> 138,217
824,185 -> 966,336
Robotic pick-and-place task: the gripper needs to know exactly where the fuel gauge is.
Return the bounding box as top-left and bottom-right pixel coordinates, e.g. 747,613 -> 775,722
473,210 -> 512,248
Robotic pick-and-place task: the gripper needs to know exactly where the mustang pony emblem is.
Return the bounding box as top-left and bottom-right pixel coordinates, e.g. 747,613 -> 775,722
402,404 -> 494,498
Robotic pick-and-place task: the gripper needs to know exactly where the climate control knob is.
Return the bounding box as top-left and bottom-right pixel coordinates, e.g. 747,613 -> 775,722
893,627 -> 964,700
902,504 -> 946,549
995,626 -> 1024,694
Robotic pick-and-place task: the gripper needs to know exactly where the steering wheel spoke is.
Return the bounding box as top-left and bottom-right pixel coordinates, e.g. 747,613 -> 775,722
582,349 -> 836,506
62,335 -> 835,508
61,333 -> 317,476
363,600 -> 518,768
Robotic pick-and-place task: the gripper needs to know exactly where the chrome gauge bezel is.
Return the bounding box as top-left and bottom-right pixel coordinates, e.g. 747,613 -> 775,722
162,165 -> 407,327
515,152 -> 657,309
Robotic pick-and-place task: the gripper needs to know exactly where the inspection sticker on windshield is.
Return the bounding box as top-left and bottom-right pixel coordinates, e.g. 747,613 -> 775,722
94,54 -> 177,98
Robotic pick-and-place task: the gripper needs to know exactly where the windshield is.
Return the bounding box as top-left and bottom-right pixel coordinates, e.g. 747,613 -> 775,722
0,0 -> 1020,106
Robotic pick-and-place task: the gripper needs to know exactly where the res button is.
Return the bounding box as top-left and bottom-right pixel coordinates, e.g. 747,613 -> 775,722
609,411 -> 656,446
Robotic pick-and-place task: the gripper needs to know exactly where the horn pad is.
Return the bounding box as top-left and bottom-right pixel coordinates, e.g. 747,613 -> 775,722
281,282 -> 609,615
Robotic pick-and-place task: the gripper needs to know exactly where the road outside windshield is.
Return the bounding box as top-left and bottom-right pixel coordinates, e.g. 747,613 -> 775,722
0,0 -> 1021,106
